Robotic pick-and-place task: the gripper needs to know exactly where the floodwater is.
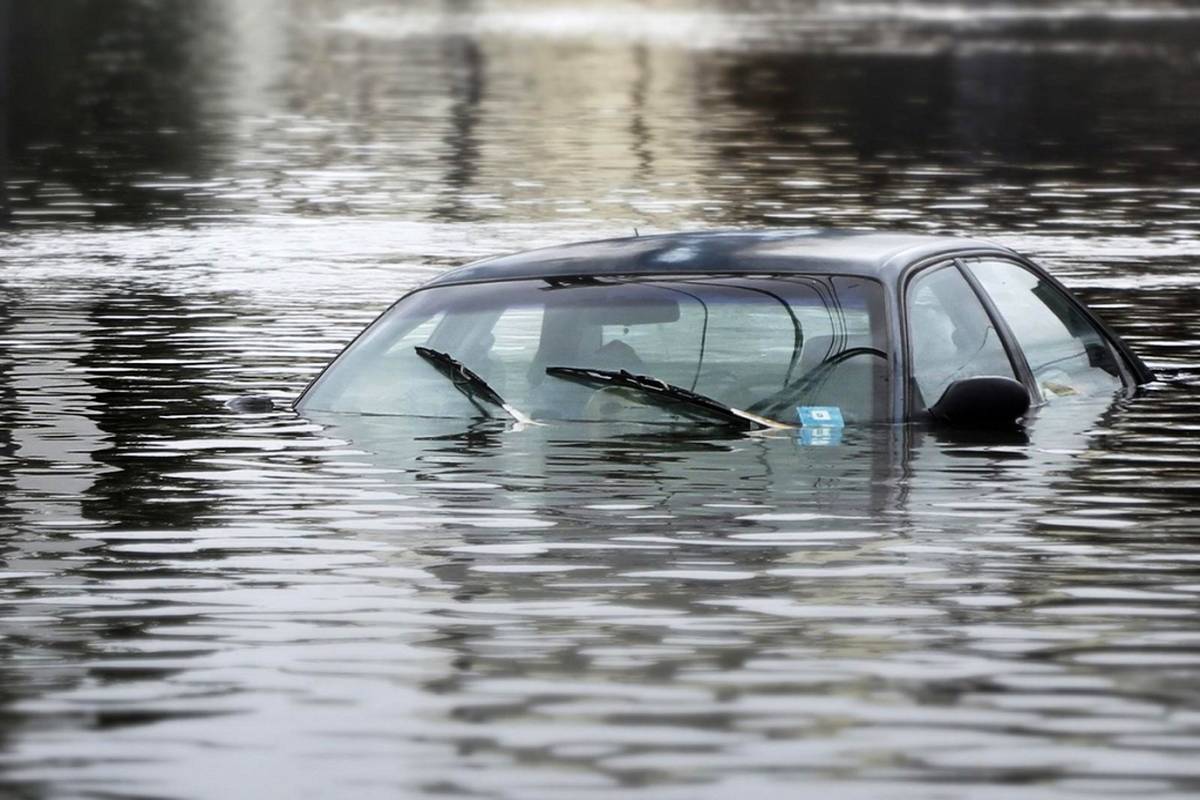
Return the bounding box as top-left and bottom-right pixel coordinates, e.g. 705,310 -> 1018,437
2,1 -> 1200,797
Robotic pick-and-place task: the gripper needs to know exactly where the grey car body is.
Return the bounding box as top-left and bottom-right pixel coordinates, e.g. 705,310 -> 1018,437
296,229 -> 1153,427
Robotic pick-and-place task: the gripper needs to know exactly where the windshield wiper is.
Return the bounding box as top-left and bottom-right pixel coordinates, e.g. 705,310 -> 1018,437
415,346 -> 535,425
545,366 -> 791,431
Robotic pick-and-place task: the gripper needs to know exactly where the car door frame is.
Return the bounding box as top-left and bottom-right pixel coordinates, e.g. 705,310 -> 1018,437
896,249 -> 1152,422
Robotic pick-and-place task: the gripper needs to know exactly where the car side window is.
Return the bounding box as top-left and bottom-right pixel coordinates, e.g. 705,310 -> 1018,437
907,265 -> 1016,409
965,259 -> 1125,400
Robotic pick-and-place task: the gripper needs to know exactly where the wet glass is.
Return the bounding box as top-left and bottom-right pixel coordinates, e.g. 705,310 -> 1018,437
299,275 -> 891,424
907,264 -> 1018,408
967,258 -> 1128,401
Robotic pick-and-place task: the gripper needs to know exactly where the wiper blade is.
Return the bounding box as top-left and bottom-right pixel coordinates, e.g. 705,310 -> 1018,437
415,346 -> 535,425
546,366 -> 791,431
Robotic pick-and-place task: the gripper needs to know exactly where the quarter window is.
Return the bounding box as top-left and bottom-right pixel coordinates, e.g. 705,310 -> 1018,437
907,265 -> 1016,410
965,260 -> 1125,400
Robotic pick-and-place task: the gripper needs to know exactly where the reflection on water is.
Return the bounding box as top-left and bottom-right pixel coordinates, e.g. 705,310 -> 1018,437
7,0 -> 1200,235
2,1 -> 1200,797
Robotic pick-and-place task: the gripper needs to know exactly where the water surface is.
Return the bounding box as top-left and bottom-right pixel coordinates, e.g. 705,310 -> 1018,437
2,2 -> 1200,798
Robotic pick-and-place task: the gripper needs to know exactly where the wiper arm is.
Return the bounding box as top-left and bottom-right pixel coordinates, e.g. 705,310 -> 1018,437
546,366 -> 792,431
415,346 -> 535,425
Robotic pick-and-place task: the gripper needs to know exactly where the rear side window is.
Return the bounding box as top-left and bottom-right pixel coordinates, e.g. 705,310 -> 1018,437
965,260 -> 1125,401
906,265 -> 1016,410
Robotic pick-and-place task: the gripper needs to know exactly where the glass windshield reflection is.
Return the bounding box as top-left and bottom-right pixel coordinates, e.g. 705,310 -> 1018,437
298,275 -> 890,425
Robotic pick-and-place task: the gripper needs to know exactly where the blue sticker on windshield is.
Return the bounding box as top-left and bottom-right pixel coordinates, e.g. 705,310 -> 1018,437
797,406 -> 845,428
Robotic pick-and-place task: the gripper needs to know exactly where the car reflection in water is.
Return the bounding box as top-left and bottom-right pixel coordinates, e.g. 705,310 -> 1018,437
303,381 -> 1130,592
286,386 -> 1137,791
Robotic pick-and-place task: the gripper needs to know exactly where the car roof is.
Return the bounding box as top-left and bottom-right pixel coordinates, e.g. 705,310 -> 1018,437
423,229 -> 1016,288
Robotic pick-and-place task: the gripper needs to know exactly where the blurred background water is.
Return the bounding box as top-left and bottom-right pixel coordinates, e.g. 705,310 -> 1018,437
2,1 -> 1200,798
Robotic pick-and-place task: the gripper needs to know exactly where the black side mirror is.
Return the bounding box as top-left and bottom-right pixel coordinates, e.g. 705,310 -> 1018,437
929,376 -> 1030,429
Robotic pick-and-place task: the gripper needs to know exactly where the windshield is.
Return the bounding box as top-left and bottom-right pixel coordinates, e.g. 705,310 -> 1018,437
298,275 -> 890,425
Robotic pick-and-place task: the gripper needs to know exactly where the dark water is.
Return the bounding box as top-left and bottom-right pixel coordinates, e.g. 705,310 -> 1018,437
3,1 -> 1200,797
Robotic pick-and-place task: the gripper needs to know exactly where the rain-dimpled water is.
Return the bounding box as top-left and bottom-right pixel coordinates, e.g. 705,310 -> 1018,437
2,1 -> 1200,798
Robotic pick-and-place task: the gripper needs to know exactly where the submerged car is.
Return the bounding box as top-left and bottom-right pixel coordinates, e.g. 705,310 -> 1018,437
295,230 -> 1153,430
